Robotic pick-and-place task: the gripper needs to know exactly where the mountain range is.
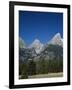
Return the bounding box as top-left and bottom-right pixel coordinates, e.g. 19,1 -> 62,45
48,33 -> 63,47
19,33 -> 63,62
28,33 -> 63,54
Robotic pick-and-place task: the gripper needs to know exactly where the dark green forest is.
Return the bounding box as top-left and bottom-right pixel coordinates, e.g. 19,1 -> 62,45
19,58 -> 63,79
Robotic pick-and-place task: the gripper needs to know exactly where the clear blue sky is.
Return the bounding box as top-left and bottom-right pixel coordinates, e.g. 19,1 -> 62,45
19,11 -> 63,45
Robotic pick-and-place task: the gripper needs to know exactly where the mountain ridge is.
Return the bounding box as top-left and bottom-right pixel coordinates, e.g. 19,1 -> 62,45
29,39 -> 44,54
48,33 -> 63,47
19,33 -> 63,64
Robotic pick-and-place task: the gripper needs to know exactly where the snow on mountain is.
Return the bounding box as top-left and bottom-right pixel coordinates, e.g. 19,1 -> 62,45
19,37 -> 25,49
48,33 -> 63,47
29,39 -> 44,54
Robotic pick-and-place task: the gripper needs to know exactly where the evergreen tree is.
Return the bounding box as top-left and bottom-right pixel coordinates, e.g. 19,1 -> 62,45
27,60 -> 36,75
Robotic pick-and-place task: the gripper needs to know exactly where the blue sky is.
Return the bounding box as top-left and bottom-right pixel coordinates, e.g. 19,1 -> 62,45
19,11 -> 63,45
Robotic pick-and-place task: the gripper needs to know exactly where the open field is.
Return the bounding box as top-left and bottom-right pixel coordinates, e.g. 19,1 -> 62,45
28,72 -> 63,79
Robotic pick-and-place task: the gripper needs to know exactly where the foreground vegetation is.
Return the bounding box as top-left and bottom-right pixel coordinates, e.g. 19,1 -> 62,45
19,58 -> 63,79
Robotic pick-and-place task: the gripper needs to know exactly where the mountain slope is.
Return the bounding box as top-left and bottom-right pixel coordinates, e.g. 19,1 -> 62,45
29,39 -> 44,54
34,44 -> 63,61
48,33 -> 63,47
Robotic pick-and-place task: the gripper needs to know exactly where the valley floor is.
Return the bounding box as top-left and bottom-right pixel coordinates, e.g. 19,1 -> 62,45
28,72 -> 63,79
19,72 -> 63,79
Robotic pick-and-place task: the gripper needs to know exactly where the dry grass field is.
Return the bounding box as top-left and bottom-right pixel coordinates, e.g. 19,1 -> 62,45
28,72 -> 63,79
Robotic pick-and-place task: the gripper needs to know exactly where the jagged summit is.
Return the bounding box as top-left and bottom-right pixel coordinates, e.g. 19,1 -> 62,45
29,39 -> 44,54
48,33 -> 63,47
53,33 -> 61,39
32,39 -> 41,43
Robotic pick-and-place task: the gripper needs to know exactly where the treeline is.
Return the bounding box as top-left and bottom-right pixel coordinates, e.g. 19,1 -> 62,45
19,58 -> 63,79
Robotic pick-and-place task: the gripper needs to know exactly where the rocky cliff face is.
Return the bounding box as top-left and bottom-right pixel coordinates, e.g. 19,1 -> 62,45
19,48 -> 37,62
